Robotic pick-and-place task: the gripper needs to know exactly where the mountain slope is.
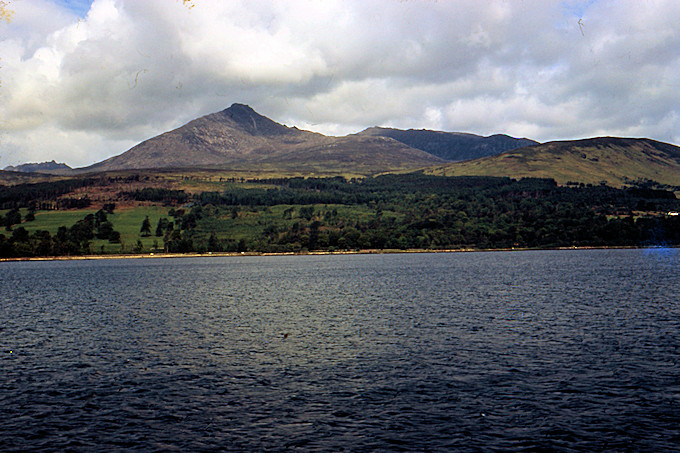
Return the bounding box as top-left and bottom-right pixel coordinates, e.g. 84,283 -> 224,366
357,127 -> 538,161
425,137 -> 680,187
0,169 -> 56,185
80,104 -> 442,174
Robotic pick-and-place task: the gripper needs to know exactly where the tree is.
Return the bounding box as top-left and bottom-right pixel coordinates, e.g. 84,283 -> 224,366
299,206 -> 314,220
96,221 -> 115,240
11,226 -> 29,243
180,212 -> 197,230
155,218 -> 169,236
4,208 -> 21,230
208,232 -> 220,251
94,209 -> 108,228
33,230 -> 53,256
140,216 -> 151,237
164,229 -> 193,252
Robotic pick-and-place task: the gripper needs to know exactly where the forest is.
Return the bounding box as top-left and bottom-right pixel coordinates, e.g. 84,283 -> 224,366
1,174 -> 679,258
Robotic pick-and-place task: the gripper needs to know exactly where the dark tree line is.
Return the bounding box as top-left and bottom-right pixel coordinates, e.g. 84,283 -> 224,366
0,179 -> 98,209
119,188 -> 189,204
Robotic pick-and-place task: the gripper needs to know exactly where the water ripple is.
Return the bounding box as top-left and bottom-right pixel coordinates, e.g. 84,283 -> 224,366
1,249 -> 679,451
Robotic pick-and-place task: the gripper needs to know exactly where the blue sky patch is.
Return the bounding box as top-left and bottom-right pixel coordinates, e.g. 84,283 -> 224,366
54,0 -> 93,17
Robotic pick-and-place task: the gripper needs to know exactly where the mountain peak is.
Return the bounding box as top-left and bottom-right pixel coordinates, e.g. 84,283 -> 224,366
224,103 -> 256,114
215,103 -> 291,136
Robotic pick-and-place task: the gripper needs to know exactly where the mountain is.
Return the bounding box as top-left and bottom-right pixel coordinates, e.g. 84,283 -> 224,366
47,105 -> 680,186
357,127 -> 538,161
425,137 -> 680,187
79,104 -> 443,175
3,160 -> 72,174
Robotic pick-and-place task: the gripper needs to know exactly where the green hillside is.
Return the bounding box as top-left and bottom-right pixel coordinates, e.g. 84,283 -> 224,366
425,137 -> 680,187
3,174 -> 680,258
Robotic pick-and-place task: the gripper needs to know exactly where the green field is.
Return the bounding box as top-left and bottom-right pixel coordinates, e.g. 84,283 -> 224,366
4,206 -> 170,254
3,203 -> 381,254
17,209 -> 99,234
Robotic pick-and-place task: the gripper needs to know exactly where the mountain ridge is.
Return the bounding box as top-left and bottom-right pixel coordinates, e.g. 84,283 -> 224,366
357,126 -> 538,161
3,160 -> 72,174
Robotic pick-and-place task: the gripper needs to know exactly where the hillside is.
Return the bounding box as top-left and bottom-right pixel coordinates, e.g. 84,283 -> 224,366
0,169 -> 54,185
3,173 -> 680,259
425,137 -> 680,187
357,127 -> 538,161
78,104 -> 443,175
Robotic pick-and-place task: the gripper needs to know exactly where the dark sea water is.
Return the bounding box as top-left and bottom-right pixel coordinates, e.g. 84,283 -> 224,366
1,249 -> 679,452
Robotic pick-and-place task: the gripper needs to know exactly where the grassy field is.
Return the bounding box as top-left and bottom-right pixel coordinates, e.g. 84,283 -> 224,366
4,206 -> 171,254
17,209 -> 99,234
3,203 -> 383,254
100,206 -> 171,252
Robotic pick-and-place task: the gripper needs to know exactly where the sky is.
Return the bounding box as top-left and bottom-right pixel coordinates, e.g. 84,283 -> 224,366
1,0 -> 679,168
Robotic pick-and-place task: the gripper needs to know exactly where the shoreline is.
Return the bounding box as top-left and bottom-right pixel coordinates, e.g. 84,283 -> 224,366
1,245 -> 674,263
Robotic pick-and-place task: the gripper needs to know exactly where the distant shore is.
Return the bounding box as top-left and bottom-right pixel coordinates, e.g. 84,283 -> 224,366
2,245 -> 672,263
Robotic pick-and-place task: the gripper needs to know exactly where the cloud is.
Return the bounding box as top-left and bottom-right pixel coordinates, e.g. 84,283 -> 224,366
1,0 -> 680,168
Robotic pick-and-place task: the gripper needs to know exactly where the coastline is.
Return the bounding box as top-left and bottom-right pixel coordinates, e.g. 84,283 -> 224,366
1,245 -> 669,263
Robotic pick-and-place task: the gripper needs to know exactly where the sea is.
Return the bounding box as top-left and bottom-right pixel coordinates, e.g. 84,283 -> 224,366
1,249 -> 679,452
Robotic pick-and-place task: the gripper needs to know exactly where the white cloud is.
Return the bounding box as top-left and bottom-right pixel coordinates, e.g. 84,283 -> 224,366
1,0 -> 680,168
